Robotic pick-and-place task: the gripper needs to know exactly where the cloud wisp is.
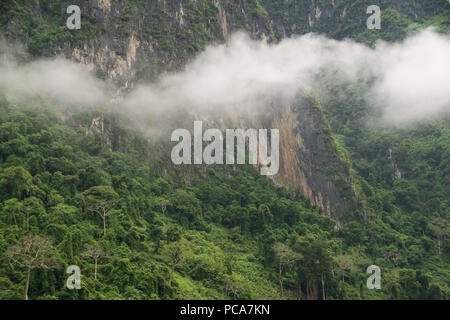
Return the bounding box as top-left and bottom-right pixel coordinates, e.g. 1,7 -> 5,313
1,29 -> 449,126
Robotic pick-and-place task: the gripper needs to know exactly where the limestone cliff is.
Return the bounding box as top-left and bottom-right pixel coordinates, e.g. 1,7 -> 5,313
220,94 -> 358,221
4,0 -> 414,221
3,0 -> 275,89
268,96 -> 357,221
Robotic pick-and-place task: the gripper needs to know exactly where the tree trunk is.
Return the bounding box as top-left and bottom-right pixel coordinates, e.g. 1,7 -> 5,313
103,216 -> 106,236
169,265 -> 175,286
307,280 -> 314,300
161,207 -> 166,224
321,273 -> 326,300
312,282 -> 319,300
297,279 -> 302,300
24,265 -> 31,300
279,263 -> 283,298
306,280 -> 309,300
279,277 -> 283,298
94,258 -> 98,280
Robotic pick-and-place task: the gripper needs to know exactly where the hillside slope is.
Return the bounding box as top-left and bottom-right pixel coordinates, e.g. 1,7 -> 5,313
0,0 -> 449,300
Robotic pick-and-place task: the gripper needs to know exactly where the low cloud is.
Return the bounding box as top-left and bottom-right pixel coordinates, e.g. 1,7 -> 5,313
0,55 -> 108,107
1,29 -> 449,126
370,31 -> 450,124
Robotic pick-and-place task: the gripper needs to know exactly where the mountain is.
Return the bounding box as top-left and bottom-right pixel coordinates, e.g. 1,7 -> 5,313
0,0 -> 449,300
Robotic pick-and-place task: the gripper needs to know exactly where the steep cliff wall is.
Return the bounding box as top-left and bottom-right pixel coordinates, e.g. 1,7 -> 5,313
1,0 -> 393,220
1,0 -> 275,88
269,96 -> 357,221
221,94 -> 358,221
2,0 -> 447,86
261,0 -> 449,42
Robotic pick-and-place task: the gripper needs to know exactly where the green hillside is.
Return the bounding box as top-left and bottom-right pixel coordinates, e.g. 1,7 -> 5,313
0,0 -> 448,300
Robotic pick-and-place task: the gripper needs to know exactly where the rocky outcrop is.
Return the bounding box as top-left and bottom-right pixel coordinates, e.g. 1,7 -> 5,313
269,96 -> 357,220
4,0 -> 365,221
230,95 -> 357,221
261,0 -> 448,40
195,94 -> 359,221
8,0 -> 275,88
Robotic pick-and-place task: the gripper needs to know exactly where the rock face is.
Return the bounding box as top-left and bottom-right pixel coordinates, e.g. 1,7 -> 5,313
269,97 -> 357,221
261,0 -> 448,40
7,0 -> 275,89
6,1 -> 444,87
223,95 -> 357,221
194,91 -> 358,220
6,0 -> 413,220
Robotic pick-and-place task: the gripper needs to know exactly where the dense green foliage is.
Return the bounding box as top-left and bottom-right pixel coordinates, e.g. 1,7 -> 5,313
262,0 -> 450,45
0,91 -> 448,300
0,0 -> 448,300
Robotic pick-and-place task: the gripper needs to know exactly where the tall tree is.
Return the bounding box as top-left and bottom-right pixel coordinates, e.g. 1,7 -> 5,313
3,235 -> 57,300
22,197 -> 45,231
2,198 -> 22,225
223,277 -> 242,300
429,217 -> 449,255
164,241 -> 185,286
294,239 -> 333,300
83,186 -> 119,236
273,242 -> 302,298
334,254 -> 356,284
153,197 -> 169,223
82,245 -> 109,280
0,166 -> 33,200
